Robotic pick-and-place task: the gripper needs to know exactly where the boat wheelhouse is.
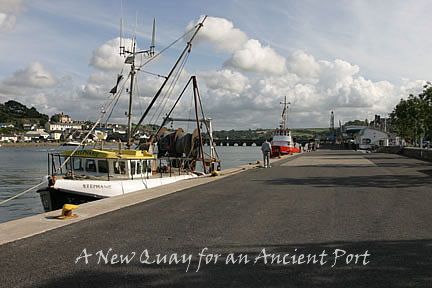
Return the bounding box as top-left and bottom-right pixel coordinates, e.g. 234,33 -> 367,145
271,129 -> 300,157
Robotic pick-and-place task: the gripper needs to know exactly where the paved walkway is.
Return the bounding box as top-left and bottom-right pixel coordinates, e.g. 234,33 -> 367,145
1,150 -> 432,287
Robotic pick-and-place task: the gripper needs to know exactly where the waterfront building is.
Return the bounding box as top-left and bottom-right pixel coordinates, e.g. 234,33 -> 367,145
44,122 -> 82,132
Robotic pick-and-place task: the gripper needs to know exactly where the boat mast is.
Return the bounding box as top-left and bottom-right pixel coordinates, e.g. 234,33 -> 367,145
120,18 -> 156,148
127,40 -> 136,148
280,96 -> 292,130
280,96 -> 287,129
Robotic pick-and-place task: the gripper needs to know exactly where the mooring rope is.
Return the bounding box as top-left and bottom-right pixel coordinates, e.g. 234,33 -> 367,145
0,87 -> 124,206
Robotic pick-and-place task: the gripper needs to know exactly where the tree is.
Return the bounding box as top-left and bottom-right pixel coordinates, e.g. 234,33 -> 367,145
50,114 -> 61,123
390,82 -> 432,145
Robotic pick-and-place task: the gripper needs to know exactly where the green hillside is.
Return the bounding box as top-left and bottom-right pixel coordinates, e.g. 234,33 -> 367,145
0,100 -> 48,130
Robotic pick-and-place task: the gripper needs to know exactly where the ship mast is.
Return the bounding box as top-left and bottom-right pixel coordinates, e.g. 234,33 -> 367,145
120,19 -> 156,148
280,96 -> 290,130
126,41 -> 136,148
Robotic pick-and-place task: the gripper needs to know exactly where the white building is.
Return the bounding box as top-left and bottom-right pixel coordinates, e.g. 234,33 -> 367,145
0,134 -> 18,142
25,131 -> 50,141
45,122 -> 82,132
49,131 -> 63,141
0,123 -> 14,128
355,128 -> 389,149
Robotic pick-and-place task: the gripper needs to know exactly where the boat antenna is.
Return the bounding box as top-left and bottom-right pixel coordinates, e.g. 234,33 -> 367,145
119,0 -> 124,56
132,15 -> 207,137
150,18 -> 156,56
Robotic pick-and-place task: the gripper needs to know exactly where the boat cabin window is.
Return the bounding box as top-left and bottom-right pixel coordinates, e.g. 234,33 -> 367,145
131,161 -> 136,175
137,161 -> 142,174
98,160 -> 109,173
73,158 -> 83,171
143,160 -> 151,173
65,160 -> 72,171
85,159 -> 96,172
114,160 -> 127,175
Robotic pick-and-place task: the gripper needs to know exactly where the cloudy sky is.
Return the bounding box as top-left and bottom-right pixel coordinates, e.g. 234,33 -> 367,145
0,0 -> 429,129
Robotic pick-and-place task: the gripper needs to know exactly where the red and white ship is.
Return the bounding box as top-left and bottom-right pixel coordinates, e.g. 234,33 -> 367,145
271,96 -> 301,157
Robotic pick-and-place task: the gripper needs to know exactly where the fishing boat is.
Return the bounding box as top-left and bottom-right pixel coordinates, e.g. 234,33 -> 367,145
271,96 -> 301,157
38,16 -> 220,212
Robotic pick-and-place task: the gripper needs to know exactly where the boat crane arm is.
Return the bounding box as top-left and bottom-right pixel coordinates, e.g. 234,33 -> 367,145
131,16 -> 207,137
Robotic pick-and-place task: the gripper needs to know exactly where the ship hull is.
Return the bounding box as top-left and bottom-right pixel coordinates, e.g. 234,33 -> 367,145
271,145 -> 300,157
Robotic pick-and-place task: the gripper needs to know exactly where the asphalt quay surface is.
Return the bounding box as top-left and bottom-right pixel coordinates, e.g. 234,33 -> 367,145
1,150 -> 432,287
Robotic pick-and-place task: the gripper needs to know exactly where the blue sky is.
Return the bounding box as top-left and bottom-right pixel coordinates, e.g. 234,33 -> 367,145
0,0 -> 429,129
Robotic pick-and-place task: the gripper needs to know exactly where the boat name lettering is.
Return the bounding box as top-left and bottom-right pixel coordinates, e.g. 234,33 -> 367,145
74,150 -> 99,157
82,184 -> 112,189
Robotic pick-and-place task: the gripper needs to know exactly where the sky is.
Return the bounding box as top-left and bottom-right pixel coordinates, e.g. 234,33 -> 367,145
0,0 -> 430,130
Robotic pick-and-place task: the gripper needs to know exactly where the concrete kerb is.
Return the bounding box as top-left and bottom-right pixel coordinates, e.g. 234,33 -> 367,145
0,152 -> 302,246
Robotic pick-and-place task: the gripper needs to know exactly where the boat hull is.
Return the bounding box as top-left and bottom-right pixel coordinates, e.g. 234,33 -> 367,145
38,187 -> 101,212
271,145 -> 300,157
37,174 -> 197,212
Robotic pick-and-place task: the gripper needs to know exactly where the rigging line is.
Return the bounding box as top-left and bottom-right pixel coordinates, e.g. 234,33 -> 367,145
137,69 -> 167,79
104,73 -> 130,125
196,82 -> 220,160
151,50 -> 190,127
0,87 -> 125,206
136,25 -> 196,69
132,17 -> 207,136
147,66 -> 179,126
153,77 -> 193,137
187,84 -> 194,132
135,72 -> 144,126
160,48 -> 191,114
154,52 -> 189,123
146,60 -> 184,126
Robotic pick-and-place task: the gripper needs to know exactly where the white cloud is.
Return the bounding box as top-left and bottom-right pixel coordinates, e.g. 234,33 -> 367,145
1,12 -> 427,130
198,69 -> 249,94
90,37 -> 160,73
186,16 -> 248,53
197,48 -> 426,129
3,62 -> 56,88
79,72 -> 114,99
287,50 -> 320,80
90,38 -> 128,72
224,39 -> 287,75
0,0 -> 25,32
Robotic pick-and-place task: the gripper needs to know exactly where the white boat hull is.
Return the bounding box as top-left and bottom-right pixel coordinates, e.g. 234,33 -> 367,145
54,174 -> 197,197
38,174 -> 198,211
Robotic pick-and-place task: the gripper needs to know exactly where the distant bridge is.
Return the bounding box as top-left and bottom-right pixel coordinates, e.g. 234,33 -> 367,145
206,139 -> 265,146
205,138 -> 322,147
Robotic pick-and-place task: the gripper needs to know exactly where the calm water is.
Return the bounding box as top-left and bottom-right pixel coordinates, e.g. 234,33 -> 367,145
0,145 -> 261,223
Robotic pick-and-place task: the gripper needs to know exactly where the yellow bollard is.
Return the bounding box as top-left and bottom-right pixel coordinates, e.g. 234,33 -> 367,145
56,204 -> 79,219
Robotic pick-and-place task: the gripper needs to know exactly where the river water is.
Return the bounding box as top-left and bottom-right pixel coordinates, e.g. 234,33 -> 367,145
0,145 -> 261,223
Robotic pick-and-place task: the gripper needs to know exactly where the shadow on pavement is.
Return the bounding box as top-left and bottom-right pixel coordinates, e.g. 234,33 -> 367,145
261,174 -> 432,189
33,239 -> 432,288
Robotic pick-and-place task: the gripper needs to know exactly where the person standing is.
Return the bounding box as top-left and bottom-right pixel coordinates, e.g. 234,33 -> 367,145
261,139 -> 272,168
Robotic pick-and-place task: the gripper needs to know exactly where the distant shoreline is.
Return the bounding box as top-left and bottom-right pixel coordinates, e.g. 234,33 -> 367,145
0,142 -> 63,147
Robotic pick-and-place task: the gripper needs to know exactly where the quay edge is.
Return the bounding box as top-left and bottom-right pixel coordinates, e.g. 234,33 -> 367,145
0,153 -> 298,246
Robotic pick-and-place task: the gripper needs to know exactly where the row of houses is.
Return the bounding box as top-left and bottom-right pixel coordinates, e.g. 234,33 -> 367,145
0,121 -> 132,143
